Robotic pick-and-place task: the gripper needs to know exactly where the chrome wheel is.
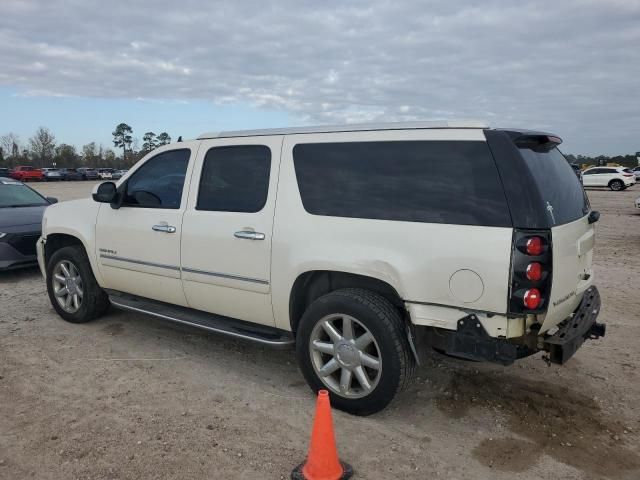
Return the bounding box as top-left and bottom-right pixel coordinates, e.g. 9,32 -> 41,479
309,314 -> 382,399
52,260 -> 83,313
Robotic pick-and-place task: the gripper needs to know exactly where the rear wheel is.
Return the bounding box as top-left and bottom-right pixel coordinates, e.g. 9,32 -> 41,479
46,245 -> 109,323
609,179 -> 623,191
296,288 -> 414,415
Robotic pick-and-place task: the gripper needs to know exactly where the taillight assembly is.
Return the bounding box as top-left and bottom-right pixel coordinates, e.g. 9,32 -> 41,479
509,230 -> 552,314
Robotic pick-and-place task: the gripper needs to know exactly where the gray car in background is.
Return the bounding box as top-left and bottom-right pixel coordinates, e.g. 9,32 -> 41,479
0,177 -> 57,270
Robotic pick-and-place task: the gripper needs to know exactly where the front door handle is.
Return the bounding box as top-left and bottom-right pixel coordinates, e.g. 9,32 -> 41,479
152,224 -> 176,233
234,230 -> 265,240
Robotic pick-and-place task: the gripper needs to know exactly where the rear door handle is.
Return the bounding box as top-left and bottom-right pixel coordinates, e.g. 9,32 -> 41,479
152,224 -> 176,233
234,230 -> 265,240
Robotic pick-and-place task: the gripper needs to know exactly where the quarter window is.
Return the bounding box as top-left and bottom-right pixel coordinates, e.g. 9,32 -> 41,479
124,149 -> 190,209
197,145 -> 271,213
293,141 -> 512,227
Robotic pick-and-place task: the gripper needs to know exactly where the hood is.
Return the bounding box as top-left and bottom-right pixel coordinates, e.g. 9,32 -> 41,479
0,205 -> 47,230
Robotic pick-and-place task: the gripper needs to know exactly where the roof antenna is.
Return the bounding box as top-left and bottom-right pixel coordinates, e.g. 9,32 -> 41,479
177,136 -> 183,142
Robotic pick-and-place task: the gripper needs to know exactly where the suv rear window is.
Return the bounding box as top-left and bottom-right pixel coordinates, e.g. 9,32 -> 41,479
293,141 -> 512,227
518,148 -> 589,226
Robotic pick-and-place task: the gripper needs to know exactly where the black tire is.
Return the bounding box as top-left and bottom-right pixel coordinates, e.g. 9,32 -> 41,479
296,288 -> 415,415
46,245 -> 110,323
609,180 -> 623,191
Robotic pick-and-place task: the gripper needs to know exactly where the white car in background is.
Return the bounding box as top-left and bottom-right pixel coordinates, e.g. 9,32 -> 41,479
582,166 -> 636,191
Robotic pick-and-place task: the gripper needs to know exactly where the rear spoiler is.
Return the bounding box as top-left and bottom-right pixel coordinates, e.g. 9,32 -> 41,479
513,134 -> 562,153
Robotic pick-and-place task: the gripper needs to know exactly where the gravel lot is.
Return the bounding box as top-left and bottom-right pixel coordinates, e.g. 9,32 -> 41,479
1,181 -> 639,480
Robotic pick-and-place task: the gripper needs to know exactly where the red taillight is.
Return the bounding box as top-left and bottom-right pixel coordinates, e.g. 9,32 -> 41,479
526,262 -> 542,281
523,288 -> 541,309
623,173 -> 633,177
525,236 -> 543,256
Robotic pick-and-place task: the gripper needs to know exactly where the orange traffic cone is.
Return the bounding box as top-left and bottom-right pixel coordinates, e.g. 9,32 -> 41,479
292,390 -> 353,480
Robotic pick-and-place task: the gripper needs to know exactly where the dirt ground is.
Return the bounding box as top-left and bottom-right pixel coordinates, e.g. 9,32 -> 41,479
1,181 -> 639,480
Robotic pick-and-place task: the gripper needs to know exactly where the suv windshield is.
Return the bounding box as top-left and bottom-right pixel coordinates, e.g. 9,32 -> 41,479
0,183 -> 49,207
518,147 -> 589,226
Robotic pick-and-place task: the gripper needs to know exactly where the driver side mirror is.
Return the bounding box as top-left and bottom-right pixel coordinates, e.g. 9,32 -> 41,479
93,182 -> 117,203
46,197 -> 58,204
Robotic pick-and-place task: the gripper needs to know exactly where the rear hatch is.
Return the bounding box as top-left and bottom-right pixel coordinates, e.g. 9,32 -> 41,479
517,142 -> 594,332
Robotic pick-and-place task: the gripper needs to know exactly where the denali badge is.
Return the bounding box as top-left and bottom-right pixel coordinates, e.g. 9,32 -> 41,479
99,248 -> 117,255
553,290 -> 576,307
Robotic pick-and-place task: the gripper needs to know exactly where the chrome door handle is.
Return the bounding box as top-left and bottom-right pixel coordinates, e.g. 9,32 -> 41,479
234,230 -> 265,240
152,224 -> 176,233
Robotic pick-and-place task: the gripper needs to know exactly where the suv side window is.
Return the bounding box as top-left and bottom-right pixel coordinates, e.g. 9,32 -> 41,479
293,140 -> 511,227
124,149 -> 190,209
196,145 -> 271,213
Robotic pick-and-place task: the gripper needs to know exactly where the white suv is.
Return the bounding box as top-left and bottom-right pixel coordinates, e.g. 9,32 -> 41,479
37,122 -> 606,415
582,166 -> 636,190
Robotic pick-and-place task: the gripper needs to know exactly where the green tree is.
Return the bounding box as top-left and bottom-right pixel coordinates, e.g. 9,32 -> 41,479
82,142 -> 100,166
29,127 -> 56,167
54,144 -> 79,167
157,132 -> 171,146
112,123 -> 133,162
142,132 -> 157,151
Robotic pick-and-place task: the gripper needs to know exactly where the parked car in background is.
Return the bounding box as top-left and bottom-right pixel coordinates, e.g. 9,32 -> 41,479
78,168 -> 99,180
98,168 -> 114,180
37,122 -> 605,415
112,169 -> 127,180
0,168 -> 9,177
632,166 -> 640,180
582,166 -> 636,191
9,166 -> 44,182
59,168 -> 84,181
0,177 -> 57,270
570,164 -> 583,183
42,168 -> 63,181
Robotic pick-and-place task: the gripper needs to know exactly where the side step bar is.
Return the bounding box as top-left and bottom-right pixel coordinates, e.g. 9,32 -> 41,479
106,290 -> 295,349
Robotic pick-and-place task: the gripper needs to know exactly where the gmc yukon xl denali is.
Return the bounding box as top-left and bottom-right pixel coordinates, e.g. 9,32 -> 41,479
37,121 -> 605,415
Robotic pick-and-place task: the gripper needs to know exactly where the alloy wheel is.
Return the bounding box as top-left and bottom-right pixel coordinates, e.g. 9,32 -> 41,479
52,260 -> 84,313
309,314 -> 382,399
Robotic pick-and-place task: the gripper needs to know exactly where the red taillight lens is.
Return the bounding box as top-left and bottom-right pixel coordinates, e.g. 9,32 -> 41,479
623,173 -> 633,177
523,288 -> 541,309
526,262 -> 542,281
525,236 -> 543,256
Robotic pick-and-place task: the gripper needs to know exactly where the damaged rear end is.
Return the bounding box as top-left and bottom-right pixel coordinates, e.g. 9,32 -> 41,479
486,129 -> 606,364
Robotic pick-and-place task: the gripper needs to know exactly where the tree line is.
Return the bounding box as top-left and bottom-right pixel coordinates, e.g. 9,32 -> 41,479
0,123 -> 172,169
1,124 -> 637,170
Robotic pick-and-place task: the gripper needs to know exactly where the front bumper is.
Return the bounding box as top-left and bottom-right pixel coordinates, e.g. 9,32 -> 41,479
543,286 -> 604,364
0,235 -> 39,270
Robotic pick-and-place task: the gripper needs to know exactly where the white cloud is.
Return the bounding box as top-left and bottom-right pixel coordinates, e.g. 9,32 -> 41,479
0,0 -> 639,153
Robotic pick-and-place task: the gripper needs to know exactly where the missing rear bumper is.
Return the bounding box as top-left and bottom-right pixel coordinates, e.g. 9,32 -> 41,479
543,286 -> 604,364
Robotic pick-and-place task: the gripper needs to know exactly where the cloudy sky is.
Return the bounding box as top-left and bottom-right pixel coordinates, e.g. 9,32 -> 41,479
1,0 -> 639,155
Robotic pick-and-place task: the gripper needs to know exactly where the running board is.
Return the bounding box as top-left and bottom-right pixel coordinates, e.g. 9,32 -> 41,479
106,290 -> 294,348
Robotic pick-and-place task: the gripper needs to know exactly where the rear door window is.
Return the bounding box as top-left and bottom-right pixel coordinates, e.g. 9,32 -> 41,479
518,148 -> 589,226
293,141 -> 512,227
196,145 -> 271,213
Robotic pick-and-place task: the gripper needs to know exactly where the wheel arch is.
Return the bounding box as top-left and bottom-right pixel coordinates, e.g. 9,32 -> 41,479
288,270 -> 406,334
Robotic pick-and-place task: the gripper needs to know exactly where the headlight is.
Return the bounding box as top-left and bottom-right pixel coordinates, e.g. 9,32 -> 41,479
0,232 -> 6,239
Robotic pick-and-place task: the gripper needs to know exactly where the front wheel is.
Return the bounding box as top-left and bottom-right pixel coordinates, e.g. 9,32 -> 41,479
296,288 -> 414,415
609,180 -> 623,191
46,245 -> 110,323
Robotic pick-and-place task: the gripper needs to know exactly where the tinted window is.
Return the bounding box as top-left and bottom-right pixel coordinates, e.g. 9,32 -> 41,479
583,169 -> 597,175
518,148 -> 589,226
293,141 -> 511,227
197,145 -> 271,213
124,149 -> 190,209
